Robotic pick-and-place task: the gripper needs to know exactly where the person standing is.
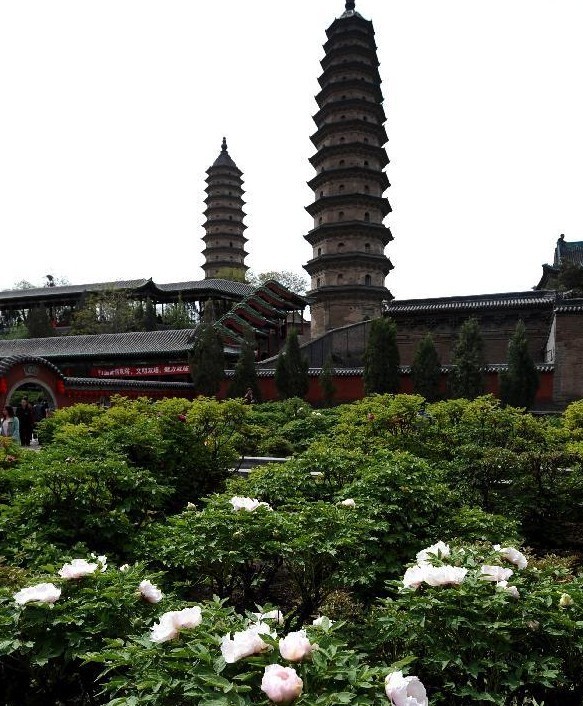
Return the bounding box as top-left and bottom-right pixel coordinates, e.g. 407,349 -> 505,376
16,397 -> 34,446
1,405 -> 20,444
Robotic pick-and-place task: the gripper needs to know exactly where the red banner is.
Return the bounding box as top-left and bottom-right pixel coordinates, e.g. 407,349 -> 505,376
91,364 -> 190,378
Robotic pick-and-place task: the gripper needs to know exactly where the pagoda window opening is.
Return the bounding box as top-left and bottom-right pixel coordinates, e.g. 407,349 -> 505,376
318,247 -> 322,256
363,116 -> 368,121
365,242 -> 371,252
229,216 -> 232,220
338,211 -> 344,220
319,217 -> 323,224
339,159 -> 345,166
337,274 -> 343,284
364,138 -> 369,144
338,242 -> 345,251
365,274 -> 372,286
341,114 -> 346,119
364,185 -> 370,193
339,184 -> 345,191
364,160 -> 369,166
320,190 -> 324,197
339,137 -> 345,143
364,212 -> 370,222
316,277 -> 321,287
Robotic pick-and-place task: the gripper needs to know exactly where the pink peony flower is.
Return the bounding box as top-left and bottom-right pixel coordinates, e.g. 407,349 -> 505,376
385,670 -> 428,706
261,664 -> 303,704
58,558 -> 99,579
14,582 -> 61,605
480,565 -> 513,582
279,629 -> 314,662
139,579 -> 163,603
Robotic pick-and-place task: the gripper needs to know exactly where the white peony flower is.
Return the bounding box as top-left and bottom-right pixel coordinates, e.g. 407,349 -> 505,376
480,565 -> 514,582
494,545 -> 528,570
230,496 -> 272,512
58,558 -> 99,579
560,592 -> 574,607
119,564 -> 130,572
385,670 -> 428,706
312,615 -> 334,627
261,664 -> 303,704
221,623 -> 272,663
338,498 -> 356,508
279,629 -> 314,662
403,564 -> 428,590
14,582 -> 61,605
150,606 -> 203,643
90,553 -> 108,572
253,609 -> 284,624
422,565 -> 467,587
416,541 -> 450,565
139,579 -> 163,603
496,580 -> 520,598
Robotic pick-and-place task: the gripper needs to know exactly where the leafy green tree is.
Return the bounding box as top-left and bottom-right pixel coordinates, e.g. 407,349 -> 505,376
411,333 -> 441,401
363,317 -> 400,394
319,356 -> 337,406
247,270 -> 308,294
228,330 -> 260,401
163,297 -> 193,329
274,328 -> 309,399
142,298 -> 158,331
70,289 -> 144,335
450,317 -> 485,399
189,304 -> 225,396
499,320 -> 539,409
25,306 -> 56,338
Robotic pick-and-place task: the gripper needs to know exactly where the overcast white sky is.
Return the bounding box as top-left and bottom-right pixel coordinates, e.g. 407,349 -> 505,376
1,0 -> 583,300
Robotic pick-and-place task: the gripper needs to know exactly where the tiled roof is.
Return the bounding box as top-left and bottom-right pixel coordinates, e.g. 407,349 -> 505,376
253,364 -> 554,377
555,299 -> 583,313
386,291 -> 557,314
65,377 -> 195,390
0,278 -> 255,305
0,329 -> 198,360
556,238 -> 583,267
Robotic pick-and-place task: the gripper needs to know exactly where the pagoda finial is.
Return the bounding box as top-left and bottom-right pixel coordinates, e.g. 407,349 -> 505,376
345,0 -> 355,11
221,137 -> 227,152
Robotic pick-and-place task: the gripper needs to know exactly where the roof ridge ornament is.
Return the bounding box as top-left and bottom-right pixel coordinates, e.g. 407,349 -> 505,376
221,137 -> 228,152
346,0 -> 355,10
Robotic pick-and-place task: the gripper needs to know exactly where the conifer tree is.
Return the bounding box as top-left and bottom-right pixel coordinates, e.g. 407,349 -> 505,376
25,306 -> 55,338
499,320 -> 539,409
143,298 -> 158,331
411,333 -> 441,401
188,302 -> 225,396
450,317 -> 485,399
363,317 -> 400,394
228,330 -> 260,401
318,355 -> 337,406
274,328 -> 309,399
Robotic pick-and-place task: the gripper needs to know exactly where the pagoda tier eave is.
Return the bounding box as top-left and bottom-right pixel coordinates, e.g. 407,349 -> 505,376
307,166 -> 389,191
304,221 -> 393,247
305,193 -> 391,217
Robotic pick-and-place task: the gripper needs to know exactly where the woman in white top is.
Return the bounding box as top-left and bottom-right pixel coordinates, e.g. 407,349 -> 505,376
1,405 -> 20,444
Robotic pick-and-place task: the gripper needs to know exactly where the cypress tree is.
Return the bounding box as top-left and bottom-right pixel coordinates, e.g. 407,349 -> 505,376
189,306 -> 225,396
318,356 -> 337,406
450,317 -> 485,400
363,317 -> 400,394
411,333 -> 441,401
25,306 -> 55,338
228,330 -> 260,401
274,328 -> 309,399
500,320 -> 539,409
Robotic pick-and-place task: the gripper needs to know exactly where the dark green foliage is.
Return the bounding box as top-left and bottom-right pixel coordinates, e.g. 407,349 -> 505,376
189,323 -> 225,396
70,289 -> 145,335
558,262 -> 583,292
363,317 -> 400,394
274,328 -> 309,399
500,320 -> 539,409
319,356 -> 337,406
450,317 -> 485,399
411,333 -> 441,401
143,297 -> 158,331
228,331 -> 260,401
25,306 -> 55,338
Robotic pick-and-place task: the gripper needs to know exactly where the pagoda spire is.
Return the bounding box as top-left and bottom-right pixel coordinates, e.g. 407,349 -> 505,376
201,138 -> 249,280
303,4 -> 393,337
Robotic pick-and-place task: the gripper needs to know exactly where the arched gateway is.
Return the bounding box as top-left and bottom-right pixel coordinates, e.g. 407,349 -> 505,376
0,356 -> 65,411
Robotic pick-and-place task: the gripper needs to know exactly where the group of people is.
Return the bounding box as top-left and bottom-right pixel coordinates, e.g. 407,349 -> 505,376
1,396 -> 50,446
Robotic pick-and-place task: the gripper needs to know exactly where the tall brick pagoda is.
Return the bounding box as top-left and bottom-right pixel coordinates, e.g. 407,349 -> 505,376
202,138 -> 249,280
304,0 -> 393,337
